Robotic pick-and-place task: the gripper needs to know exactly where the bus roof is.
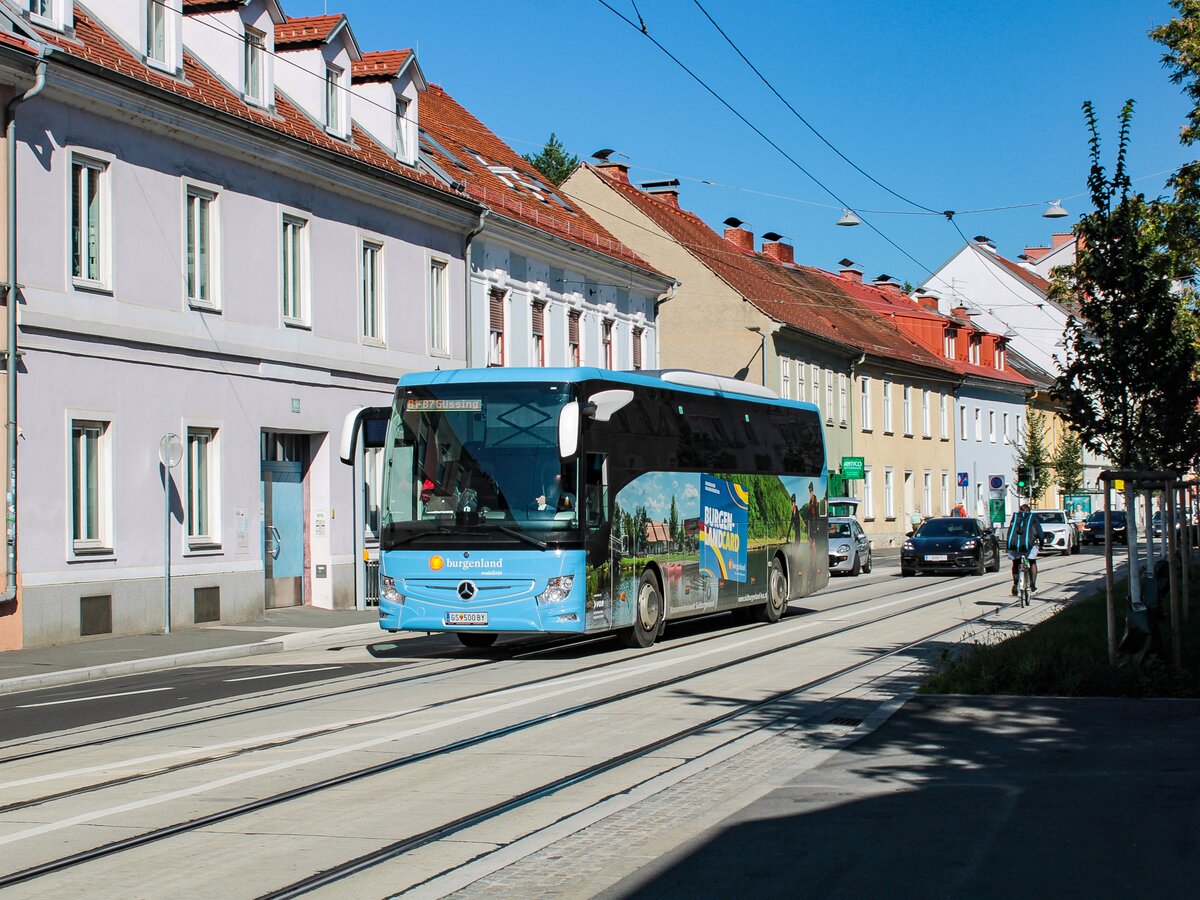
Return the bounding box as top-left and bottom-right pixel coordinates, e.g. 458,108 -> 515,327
398,367 -> 821,412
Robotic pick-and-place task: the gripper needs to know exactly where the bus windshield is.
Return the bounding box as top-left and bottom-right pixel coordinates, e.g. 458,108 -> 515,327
380,382 -> 579,549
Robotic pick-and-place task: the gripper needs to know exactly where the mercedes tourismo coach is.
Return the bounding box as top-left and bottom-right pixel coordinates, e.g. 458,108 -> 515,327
341,368 -> 828,649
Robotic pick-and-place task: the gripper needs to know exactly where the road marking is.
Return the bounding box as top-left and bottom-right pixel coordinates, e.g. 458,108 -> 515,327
223,667 -> 343,683
15,687 -> 173,709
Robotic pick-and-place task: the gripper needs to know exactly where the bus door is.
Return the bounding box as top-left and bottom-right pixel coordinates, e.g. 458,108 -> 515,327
582,451 -> 614,631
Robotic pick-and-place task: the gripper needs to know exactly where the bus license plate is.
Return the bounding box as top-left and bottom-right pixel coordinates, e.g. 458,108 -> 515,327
446,612 -> 488,626
925,554 -> 948,562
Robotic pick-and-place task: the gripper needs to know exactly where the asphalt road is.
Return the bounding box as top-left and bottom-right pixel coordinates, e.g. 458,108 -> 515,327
0,552 -> 1112,898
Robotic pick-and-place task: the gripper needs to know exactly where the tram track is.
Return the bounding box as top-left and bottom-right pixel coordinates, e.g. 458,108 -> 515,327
0,560 -> 1088,892
0,565 -> 926,769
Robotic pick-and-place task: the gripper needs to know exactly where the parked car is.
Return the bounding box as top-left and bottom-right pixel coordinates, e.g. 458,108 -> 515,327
901,516 -> 1001,576
1080,510 -> 1128,545
828,517 -> 872,576
1032,509 -> 1079,555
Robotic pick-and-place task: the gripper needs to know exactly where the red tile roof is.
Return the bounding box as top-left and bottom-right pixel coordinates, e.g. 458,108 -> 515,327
352,49 -> 412,82
0,29 -> 38,55
419,86 -> 660,275
820,271 -> 1032,388
586,166 -> 961,373
274,15 -> 344,48
33,10 -> 455,198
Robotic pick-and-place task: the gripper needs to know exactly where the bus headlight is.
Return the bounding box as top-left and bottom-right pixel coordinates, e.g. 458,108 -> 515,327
381,576 -> 405,606
537,575 -> 575,605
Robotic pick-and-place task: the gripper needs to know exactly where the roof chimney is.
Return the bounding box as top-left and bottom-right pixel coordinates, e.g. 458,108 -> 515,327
1023,245 -> 1051,263
595,161 -> 630,184
951,305 -> 971,321
762,240 -> 794,266
724,226 -> 754,253
972,235 -> 997,254
913,287 -> 940,312
1051,231 -> 1074,250
838,258 -> 863,284
640,178 -> 680,209
872,274 -> 904,296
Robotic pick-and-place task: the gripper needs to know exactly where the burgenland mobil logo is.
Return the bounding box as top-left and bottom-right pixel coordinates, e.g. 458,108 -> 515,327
429,554 -> 504,572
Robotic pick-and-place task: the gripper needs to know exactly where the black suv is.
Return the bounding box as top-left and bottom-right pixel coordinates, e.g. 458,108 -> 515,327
1081,510 -> 1127,545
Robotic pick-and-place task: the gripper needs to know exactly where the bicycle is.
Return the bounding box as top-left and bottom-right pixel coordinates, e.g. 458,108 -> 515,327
1016,555 -> 1032,607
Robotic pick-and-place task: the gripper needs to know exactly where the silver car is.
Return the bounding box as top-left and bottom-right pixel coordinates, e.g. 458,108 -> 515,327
829,517 -> 872,575
1032,509 -> 1079,555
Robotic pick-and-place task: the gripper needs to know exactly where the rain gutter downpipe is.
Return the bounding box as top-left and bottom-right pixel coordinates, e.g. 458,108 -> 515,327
464,208 -> 488,368
3,60 -> 46,603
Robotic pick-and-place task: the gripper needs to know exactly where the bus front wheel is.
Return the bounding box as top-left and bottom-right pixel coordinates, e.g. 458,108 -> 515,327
757,558 -> 788,623
457,632 -> 497,649
621,570 -> 663,649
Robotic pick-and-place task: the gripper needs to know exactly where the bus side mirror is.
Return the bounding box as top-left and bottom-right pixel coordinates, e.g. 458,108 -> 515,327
559,402 -> 581,459
584,389 -> 634,423
339,406 -> 391,465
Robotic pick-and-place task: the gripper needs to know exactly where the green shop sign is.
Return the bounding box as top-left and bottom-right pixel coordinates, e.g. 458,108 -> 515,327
840,456 -> 865,480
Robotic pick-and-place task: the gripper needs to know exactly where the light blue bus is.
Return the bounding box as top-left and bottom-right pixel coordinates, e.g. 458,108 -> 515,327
342,368 -> 828,649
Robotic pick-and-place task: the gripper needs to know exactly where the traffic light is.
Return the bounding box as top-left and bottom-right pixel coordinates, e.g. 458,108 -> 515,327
1016,465 -> 1030,497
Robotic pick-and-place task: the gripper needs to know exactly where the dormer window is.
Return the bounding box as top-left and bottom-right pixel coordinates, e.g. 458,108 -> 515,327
395,97 -> 410,160
244,27 -> 266,105
943,329 -> 956,359
325,64 -> 343,135
994,344 -> 1006,370
969,335 -> 981,365
28,0 -> 61,29
145,0 -> 180,73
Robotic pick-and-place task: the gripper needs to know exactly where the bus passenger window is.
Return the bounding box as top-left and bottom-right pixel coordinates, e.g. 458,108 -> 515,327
584,453 -> 608,530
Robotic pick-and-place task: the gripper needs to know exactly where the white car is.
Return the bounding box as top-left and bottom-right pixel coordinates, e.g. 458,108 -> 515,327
1032,509 -> 1079,555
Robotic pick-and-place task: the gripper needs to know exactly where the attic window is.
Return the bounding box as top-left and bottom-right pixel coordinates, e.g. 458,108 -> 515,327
943,329 -> 956,359
969,335 -> 981,366
419,131 -> 469,171
994,344 -> 1005,370
395,97 -> 410,160
244,28 -> 266,105
29,0 -> 64,30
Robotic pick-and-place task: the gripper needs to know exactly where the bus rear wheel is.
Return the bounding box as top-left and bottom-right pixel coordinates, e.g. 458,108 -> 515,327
757,558 -> 788,623
457,632 -> 497,649
621,570 -> 663,649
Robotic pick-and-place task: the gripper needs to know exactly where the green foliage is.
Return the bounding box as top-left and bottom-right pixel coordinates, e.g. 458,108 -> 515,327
522,133 -> 580,186
668,495 -> 681,545
1052,430 -> 1085,495
1050,101 -> 1200,472
1014,406 -> 1051,504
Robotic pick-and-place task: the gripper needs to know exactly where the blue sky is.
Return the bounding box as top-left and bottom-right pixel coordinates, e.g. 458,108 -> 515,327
294,0 -> 1193,284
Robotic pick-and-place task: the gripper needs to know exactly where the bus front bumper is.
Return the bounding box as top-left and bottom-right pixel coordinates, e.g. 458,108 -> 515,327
377,581 -> 586,634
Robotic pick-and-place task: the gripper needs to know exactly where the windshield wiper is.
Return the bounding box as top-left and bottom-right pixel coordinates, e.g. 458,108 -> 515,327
491,524 -> 548,550
388,526 -> 458,546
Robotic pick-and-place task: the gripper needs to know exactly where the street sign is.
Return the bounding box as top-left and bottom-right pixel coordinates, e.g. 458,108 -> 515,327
957,472 -> 969,488
988,498 -> 1006,525
840,456 -> 865,480
989,474 -> 1005,491
1113,479 -> 1125,491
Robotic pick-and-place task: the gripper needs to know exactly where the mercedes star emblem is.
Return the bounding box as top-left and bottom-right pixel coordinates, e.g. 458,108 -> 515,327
457,581 -> 477,601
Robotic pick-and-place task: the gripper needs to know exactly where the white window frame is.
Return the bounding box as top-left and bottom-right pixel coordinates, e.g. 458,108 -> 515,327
862,465 -> 874,520
940,394 -> 949,439
243,25 -> 267,106
603,319 -> 616,369
184,423 -> 221,550
989,410 -> 997,443
860,375 -> 871,431
324,64 -> 345,137
1017,414 -> 1024,443
428,257 -> 450,355
1003,412 -> 1011,444
882,380 -> 893,434
902,384 -> 912,436
29,0 -> 64,30
67,413 -> 114,557
796,363 -> 806,402
941,471 -> 950,515
922,389 -> 931,437
959,405 -> 968,441
974,407 -> 982,442
183,179 -> 220,310
923,470 -> 932,517
808,364 -> 818,405
944,330 -> 955,359
531,299 -> 548,367
279,210 -> 310,327
824,369 -> 834,424
395,95 -> 413,163
69,150 -> 113,291
145,0 -> 180,72
838,373 -> 848,426
969,336 -> 981,365
884,467 -> 895,519
360,237 -> 385,344
779,358 -> 791,400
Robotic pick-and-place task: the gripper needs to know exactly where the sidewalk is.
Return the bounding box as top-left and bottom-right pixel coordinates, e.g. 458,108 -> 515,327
0,607 -> 380,695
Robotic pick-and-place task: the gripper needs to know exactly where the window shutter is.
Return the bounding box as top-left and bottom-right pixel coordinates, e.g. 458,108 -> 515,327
568,310 -> 580,343
489,288 -> 505,331
632,327 -> 643,369
531,301 -> 545,336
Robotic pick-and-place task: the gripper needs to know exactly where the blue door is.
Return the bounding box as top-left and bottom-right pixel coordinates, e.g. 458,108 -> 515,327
262,434 -> 307,608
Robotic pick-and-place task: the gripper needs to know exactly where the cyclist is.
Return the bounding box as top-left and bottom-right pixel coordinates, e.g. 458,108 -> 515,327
1007,502 -> 1045,596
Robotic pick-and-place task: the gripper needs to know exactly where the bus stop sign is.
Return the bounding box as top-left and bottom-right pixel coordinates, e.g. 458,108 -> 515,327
841,456 -> 865,480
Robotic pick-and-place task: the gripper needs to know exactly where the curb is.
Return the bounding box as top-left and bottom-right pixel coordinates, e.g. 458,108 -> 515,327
0,622 -> 382,697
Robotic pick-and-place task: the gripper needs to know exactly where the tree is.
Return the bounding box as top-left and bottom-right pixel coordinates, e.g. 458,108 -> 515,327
1050,101 -> 1200,475
1052,430 -> 1085,496
668,495 -> 681,549
522,133 -> 580,186
1015,406 -> 1051,504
